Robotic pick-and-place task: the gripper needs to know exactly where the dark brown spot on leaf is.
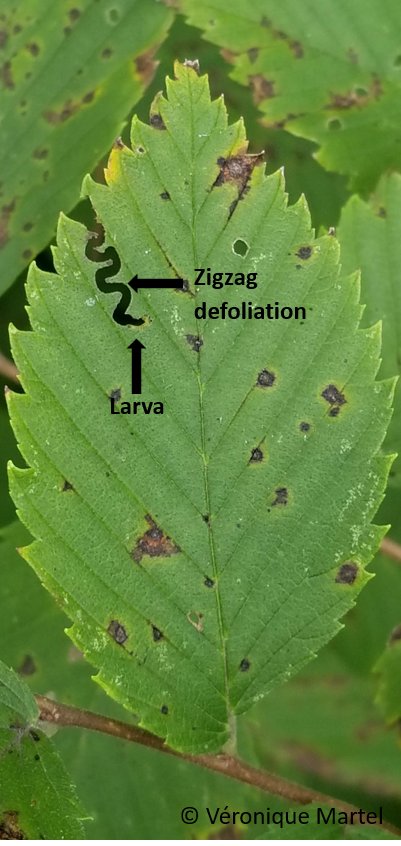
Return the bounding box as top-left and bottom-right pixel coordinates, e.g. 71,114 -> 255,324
64,26 -> 71,35
389,623 -> 401,645
1,60 -> 14,89
44,99 -> 80,123
33,147 -> 48,159
109,387 -> 121,402
297,245 -> 312,260
249,446 -> 263,463
152,625 -> 163,642
322,384 -> 346,407
102,47 -> 112,58
248,47 -> 259,63
335,562 -> 358,585
27,42 -> 39,56
175,278 -> 190,294
183,58 -> 200,74
240,658 -> 250,672
204,577 -> 214,588
107,619 -> 128,645
150,112 -> 166,130
160,191 -> 170,200
257,369 -> 275,387
214,152 -> 264,196
82,90 -> 95,104
290,40 -> 303,58
62,479 -> 74,492
0,811 -> 25,840
186,334 -> 203,352
13,25 -> 22,35
273,487 -> 288,506
23,222 -> 32,231
0,30 -> 7,48
113,136 -> 124,150
249,74 -> 275,105
329,406 -> 340,417
22,248 -> 31,259
161,704 -> 168,714
378,206 -> 387,218
131,515 -> 180,562
327,76 -> 381,110
69,7 -> 81,20
18,655 -> 36,676
0,199 -> 16,248
135,46 -> 158,87
300,421 -> 310,432
29,729 -> 40,742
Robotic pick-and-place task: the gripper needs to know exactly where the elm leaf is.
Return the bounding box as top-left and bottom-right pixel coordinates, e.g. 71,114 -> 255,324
7,62 -> 394,754
179,0 -> 401,192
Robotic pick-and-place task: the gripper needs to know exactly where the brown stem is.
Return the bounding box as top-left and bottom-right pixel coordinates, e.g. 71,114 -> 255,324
0,352 -> 19,384
35,695 -> 400,837
381,537 -> 401,565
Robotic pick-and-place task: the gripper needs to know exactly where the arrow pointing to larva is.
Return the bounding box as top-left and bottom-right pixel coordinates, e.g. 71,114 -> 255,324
128,274 -> 184,293
128,339 -> 145,394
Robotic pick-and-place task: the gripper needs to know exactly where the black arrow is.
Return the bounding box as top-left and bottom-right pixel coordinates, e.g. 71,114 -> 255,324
128,339 -> 145,394
128,274 -> 184,293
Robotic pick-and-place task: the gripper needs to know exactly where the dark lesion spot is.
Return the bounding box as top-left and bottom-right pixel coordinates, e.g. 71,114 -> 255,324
296,245 -> 312,260
256,369 -> 275,387
69,7 -> 81,20
290,39 -> 303,58
329,406 -> 340,418
18,654 -> 36,676
62,479 -> 74,492
186,333 -> 203,352
377,206 -> 387,218
149,112 -> 166,130
204,577 -> 214,588
322,384 -> 346,408
249,445 -> 264,463
44,99 -> 80,123
203,514 -> 211,525
247,47 -> 259,63
335,562 -> 358,585
183,58 -> 200,75
0,198 -> 16,247
249,74 -> 275,105
26,42 -> 40,56
1,60 -> 14,89
102,47 -> 113,58
160,191 -> 170,200
299,421 -> 310,432
113,136 -> 124,150
23,222 -> 33,233
214,152 -> 264,197
33,147 -> 48,159
0,29 -> 7,48
161,704 -> 168,714
0,811 -> 25,840
109,387 -> 121,402
82,90 -> 95,104
272,487 -> 288,506
131,515 -> 180,563
134,48 -> 158,86
175,278 -> 190,294
239,658 -> 250,672
151,624 -> 163,642
389,623 -> 401,645
107,619 -> 128,645
34,753 -> 40,761
29,729 -> 40,742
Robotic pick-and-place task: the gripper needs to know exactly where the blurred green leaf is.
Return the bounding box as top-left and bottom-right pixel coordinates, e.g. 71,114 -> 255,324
338,174 -> 401,489
0,0 -> 172,295
0,653 -> 85,839
375,626 -> 401,726
179,0 -> 401,193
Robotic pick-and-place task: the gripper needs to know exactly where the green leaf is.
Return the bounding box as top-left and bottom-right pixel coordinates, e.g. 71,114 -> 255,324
179,0 -> 401,192
375,625 -> 401,726
0,0 -> 172,296
337,173 -> 401,489
8,62 -> 393,755
0,656 -> 85,839
0,520 -> 293,840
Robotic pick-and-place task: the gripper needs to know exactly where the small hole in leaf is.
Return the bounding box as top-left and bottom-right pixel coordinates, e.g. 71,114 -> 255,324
136,146 -> 145,154
328,118 -> 342,131
232,239 -> 249,257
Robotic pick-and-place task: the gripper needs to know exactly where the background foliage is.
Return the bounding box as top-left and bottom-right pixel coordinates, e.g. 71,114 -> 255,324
1,2 -> 401,839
